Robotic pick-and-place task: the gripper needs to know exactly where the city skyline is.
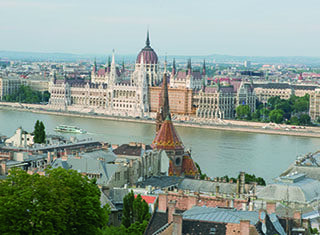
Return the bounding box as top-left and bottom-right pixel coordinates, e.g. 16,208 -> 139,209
1,0 -> 320,57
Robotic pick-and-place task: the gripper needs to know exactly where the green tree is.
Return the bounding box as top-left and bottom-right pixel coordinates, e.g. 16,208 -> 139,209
39,121 -> 46,143
236,105 -> 251,120
34,120 -> 46,144
290,116 -> 300,125
269,109 -> 284,124
122,191 -> 150,233
0,168 -> 108,235
267,96 -> 281,110
299,114 -> 311,125
252,109 -> 261,120
34,120 -> 40,143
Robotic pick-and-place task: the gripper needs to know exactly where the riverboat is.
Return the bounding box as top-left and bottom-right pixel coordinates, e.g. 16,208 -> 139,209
54,125 -> 86,134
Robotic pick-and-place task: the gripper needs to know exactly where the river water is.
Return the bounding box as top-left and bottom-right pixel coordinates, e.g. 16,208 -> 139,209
1,109 -> 320,182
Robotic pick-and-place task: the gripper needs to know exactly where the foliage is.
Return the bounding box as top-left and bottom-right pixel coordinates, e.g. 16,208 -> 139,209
269,109 -> 284,124
310,227 -> 319,234
33,120 -> 46,144
242,173 -> 266,186
0,168 -> 108,235
289,116 -> 300,125
195,162 -> 207,180
121,190 -> 150,233
236,105 -> 251,120
254,94 -> 311,125
3,85 -> 50,104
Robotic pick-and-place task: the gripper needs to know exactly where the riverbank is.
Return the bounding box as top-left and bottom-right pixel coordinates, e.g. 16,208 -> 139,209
1,102 -> 320,138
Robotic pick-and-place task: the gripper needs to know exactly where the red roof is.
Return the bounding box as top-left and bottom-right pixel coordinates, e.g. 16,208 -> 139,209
136,47 -> 158,64
151,117 -> 184,151
135,195 -> 157,204
168,154 -> 199,177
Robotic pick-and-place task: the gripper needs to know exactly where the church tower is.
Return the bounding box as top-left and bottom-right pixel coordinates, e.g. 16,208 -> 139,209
151,68 -> 199,177
156,69 -> 170,133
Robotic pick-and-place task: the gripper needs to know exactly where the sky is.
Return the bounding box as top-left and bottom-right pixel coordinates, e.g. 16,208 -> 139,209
1,0 -> 320,57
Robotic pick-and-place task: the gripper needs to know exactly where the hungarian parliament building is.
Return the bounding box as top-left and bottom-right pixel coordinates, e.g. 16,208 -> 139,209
48,32 -> 257,119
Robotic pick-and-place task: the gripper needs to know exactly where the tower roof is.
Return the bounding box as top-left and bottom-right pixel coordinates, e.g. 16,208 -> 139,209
136,30 -> 158,64
151,115 -> 184,151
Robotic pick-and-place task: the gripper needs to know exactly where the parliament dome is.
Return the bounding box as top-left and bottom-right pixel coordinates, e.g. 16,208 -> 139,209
136,31 -> 158,64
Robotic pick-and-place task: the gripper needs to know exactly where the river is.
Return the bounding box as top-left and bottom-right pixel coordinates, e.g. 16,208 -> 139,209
1,109 -> 320,183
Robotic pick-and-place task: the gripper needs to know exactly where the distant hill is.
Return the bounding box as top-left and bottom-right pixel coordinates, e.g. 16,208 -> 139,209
1,50 -> 320,65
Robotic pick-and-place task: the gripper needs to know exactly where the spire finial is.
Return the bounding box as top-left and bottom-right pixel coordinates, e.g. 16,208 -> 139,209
112,49 -> 115,64
164,54 -> 167,73
146,29 -> 150,47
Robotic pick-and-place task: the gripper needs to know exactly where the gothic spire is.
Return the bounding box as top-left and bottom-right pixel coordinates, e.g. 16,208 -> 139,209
156,71 -> 170,133
202,59 -> 206,76
172,58 -> 176,75
146,29 -> 150,47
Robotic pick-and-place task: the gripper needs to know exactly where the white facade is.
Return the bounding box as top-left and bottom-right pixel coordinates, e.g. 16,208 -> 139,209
49,52 -> 157,117
5,127 -> 34,148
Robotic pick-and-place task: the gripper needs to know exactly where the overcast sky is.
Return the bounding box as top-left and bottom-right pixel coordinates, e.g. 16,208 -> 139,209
1,0 -> 319,56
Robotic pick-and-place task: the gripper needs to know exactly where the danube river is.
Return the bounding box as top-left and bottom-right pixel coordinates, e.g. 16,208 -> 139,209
1,109 -> 320,182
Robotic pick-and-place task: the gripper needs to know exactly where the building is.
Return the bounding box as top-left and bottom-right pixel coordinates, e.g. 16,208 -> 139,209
48,32 -> 158,117
196,81 -> 256,120
0,76 -> 49,100
145,200 -> 305,235
253,83 -> 317,103
151,71 -> 198,177
169,59 -> 206,90
4,127 -> 34,148
310,88 -> 320,120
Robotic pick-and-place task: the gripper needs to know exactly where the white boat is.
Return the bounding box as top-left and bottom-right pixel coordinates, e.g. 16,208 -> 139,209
54,125 -> 86,134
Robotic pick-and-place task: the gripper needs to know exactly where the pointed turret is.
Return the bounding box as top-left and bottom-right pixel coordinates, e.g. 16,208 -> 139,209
122,60 -> 125,73
106,56 -> 111,73
156,71 -> 170,133
187,58 -> 192,75
202,59 -> 206,76
93,58 -> 97,73
146,29 -> 150,47
172,58 -> 176,75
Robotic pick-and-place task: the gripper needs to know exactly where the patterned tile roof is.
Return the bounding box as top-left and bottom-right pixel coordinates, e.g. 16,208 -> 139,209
151,116 -> 184,151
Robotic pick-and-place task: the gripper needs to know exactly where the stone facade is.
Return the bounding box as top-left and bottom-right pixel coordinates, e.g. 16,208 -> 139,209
0,76 -> 49,100
196,82 -> 256,120
169,59 -> 206,90
309,88 -> 320,120
49,34 -> 158,117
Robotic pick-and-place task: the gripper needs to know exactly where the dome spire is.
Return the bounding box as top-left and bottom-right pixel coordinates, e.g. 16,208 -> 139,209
146,29 -> 150,47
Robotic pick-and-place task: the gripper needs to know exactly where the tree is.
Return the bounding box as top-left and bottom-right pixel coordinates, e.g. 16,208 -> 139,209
236,105 -> 251,120
122,191 -> 150,232
269,109 -> 284,124
0,168 -> 108,235
267,96 -> 281,110
34,120 -> 46,144
290,116 -> 300,125
39,121 -> 46,143
299,114 -> 311,125
252,109 -> 261,120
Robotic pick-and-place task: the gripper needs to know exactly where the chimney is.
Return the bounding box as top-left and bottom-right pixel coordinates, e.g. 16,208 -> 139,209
173,213 -> 182,235
168,200 -> 176,223
240,172 -> 245,194
0,162 -> 7,175
266,202 -> 276,214
293,210 -> 302,226
215,185 -> 220,196
240,220 -> 250,235
259,209 -> 266,224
